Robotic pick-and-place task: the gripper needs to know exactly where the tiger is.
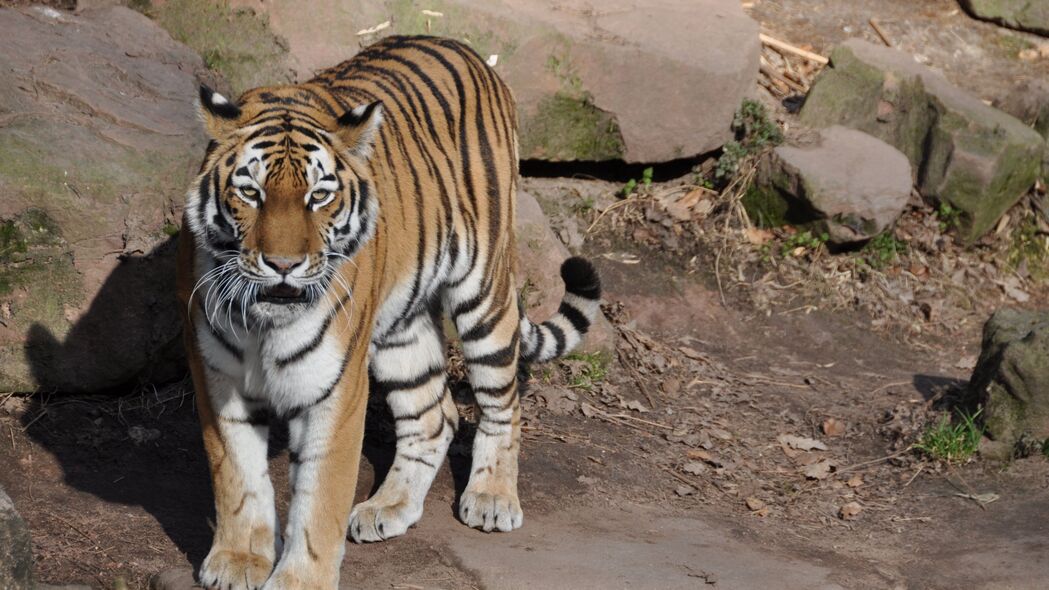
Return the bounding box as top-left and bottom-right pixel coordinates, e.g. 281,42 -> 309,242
175,35 -> 602,589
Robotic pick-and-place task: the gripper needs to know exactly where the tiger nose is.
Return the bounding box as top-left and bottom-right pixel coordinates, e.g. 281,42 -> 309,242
261,254 -> 305,275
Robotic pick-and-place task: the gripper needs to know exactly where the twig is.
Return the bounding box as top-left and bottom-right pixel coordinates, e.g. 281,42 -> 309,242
870,380 -> 911,395
586,197 -> 643,234
836,445 -> 914,475
759,33 -> 829,65
714,247 -> 727,306
760,59 -> 807,93
617,348 -> 657,409
869,18 -> 893,47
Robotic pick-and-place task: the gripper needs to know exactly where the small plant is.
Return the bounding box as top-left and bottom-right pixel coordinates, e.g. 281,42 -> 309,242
780,230 -> 828,257
732,98 -> 784,149
714,140 -> 748,181
861,232 -> 906,269
620,167 -> 654,197
936,202 -> 961,232
1006,214 -> 1049,281
714,99 -> 783,184
564,351 -> 610,391
914,408 -> 983,464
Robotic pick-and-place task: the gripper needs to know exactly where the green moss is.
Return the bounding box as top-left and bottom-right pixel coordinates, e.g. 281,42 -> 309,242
991,31 -> 1036,58
520,92 -> 624,161
142,0 -> 291,94
741,183 -> 790,228
162,223 -> 181,238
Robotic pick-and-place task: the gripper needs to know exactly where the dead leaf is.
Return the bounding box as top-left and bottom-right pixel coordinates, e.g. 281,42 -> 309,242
678,346 -> 708,361
745,227 -> 774,246
778,434 -> 829,451
838,501 -> 863,520
624,399 -> 649,413
580,402 -> 598,418
675,485 -> 696,497
846,474 -> 864,488
707,427 -> 733,441
803,459 -> 833,480
745,497 -> 766,511
682,461 -> 707,476
687,449 -> 713,461
822,418 -> 846,437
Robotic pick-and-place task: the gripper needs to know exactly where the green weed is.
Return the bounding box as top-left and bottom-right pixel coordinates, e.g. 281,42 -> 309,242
620,167 -> 654,198
564,351 -> 610,391
937,202 -> 961,232
915,409 -> 983,464
861,232 -> 907,269
780,230 -> 828,257
715,99 -> 783,183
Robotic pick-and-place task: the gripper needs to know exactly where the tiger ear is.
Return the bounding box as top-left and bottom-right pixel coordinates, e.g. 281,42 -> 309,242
198,85 -> 242,139
335,101 -> 384,158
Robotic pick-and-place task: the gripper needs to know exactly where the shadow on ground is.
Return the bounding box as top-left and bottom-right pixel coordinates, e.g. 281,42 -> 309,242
17,237 -> 482,573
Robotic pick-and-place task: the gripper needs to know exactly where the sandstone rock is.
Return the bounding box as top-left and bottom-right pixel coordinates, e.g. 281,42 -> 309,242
517,190 -> 614,355
960,0 -> 1049,37
0,486 -> 32,589
751,126 -> 912,244
0,6 -> 209,392
968,308 -> 1049,449
220,0 -> 760,163
800,39 -> 1045,243
996,79 -> 1049,139
149,567 -> 197,590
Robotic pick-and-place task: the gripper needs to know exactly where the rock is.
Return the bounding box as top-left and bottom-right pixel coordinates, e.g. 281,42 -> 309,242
995,79 -> 1049,140
0,486 -> 33,589
149,567 -> 197,590
968,308 -> 1049,448
960,0 -> 1049,37
750,126 -> 912,244
221,0 -> 760,163
0,6 -> 209,392
800,39 -> 1045,243
994,79 -> 1049,177
516,190 -> 615,355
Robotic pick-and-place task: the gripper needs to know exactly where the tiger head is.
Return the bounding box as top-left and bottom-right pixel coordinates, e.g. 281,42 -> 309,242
185,85 -> 383,324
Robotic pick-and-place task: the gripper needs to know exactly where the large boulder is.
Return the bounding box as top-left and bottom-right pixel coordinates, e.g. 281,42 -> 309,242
217,0 -> 760,163
0,486 -> 32,589
751,126 -> 913,244
0,6 -> 208,392
968,309 -> 1049,449
960,0 -> 1049,37
800,39 -> 1045,243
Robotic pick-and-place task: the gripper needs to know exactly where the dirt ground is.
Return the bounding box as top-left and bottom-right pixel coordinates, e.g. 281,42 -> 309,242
3,1 -> 1049,589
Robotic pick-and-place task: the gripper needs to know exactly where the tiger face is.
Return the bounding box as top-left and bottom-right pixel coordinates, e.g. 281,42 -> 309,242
186,85 -> 383,324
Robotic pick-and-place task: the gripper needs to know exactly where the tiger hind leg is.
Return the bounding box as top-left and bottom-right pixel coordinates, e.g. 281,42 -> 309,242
348,311 -> 457,543
448,274 -> 525,532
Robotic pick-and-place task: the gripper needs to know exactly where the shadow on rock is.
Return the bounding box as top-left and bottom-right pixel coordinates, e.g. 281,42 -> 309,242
20,236 -> 215,567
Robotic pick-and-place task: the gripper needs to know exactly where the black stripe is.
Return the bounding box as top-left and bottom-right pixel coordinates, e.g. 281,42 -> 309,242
273,295 -> 350,368
546,322 -> 566,356
464,332 -> 519,368
558,301 -> 590,335
376,364 -> 445,393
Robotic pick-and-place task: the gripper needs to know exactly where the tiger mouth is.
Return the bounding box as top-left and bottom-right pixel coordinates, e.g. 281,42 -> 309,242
257,283 -> 307,304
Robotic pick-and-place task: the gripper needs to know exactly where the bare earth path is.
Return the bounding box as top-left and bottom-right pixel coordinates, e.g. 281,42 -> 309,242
4,189 -> 1049,588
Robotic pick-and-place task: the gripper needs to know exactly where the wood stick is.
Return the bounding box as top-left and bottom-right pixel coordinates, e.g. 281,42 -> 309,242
869,18 -> 893,47
759,33 -> 829,65
760,60 -> 806,93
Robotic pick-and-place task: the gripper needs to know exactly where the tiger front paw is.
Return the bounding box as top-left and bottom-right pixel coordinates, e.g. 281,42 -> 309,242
198,549 -> 273,590
458,488 -> 523,532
